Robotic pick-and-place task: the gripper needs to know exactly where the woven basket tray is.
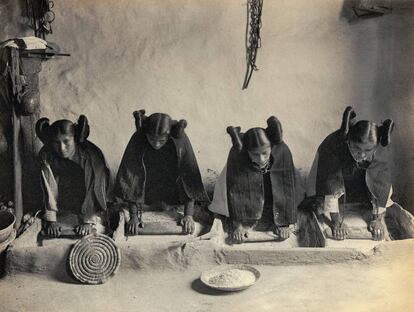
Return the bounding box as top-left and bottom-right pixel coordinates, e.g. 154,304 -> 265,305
69,233 -> 121,284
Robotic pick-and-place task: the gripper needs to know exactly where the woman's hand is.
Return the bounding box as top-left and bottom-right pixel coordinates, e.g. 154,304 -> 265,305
368,219 -> 385,241
180,215 -> 195,234
126,214 -> 141,235
274,225 -> 290,240
331,221 -> 348,240
76,223 -> 94,236
45,221 -> 61,238
231,221 -> 249,244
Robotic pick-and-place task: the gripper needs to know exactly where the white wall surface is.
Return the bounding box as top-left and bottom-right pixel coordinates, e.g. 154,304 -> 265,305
1,0 -> 413,210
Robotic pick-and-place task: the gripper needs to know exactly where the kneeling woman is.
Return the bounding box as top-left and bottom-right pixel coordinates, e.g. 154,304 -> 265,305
307,107 -> 394,241
114,110 -> 210,235
36,116 -> 110,237
209,117 -> 297,243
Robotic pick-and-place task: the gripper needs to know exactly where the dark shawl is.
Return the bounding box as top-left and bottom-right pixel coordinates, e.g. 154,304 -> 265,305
226,142 -> 297,225
315,130 -> 391,207
114,131 -> 210,205
40,140 -> 110,216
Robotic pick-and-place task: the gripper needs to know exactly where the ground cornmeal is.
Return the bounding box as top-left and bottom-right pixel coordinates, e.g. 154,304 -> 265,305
208,269 -> 256,287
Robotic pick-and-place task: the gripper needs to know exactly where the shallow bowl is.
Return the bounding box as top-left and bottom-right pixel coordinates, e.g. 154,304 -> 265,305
200,264 -> 260,292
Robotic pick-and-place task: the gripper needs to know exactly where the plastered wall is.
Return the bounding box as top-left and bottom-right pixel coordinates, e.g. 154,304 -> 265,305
1,0 -> 413,210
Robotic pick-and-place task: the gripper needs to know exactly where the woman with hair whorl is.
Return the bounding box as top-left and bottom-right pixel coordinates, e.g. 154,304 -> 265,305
114,110 -> 210,235
36,115 -> 110,238
208,117 -> 297,244
306,106 -> 395,241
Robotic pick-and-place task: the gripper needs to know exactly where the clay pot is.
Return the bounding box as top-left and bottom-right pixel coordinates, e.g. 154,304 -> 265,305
17,90 -> 40,116
0,210 -> 15,243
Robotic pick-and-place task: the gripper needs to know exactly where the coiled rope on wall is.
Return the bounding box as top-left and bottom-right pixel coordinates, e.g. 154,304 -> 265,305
69,233 -> 121,285
242,0 -> 264,90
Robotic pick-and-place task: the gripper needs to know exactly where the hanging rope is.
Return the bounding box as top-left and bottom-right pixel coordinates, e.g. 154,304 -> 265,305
242,0 -> 264,90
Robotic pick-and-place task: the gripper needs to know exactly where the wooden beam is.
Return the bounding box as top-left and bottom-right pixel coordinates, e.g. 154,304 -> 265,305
12,105 -> 22,230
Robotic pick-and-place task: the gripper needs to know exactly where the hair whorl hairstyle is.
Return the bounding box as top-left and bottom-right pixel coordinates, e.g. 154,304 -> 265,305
75,115 -> 89,143
227,126 -> 243,152
347,118 -> 394,147
134,110 -> 187,138
35,117 -> 51,144
133,109 -> 147,131
340,106 -> 357,138
265,116 -> 283,144
171,119 -> 187,138
378,119 -> 394,146
36,115 -> 89,144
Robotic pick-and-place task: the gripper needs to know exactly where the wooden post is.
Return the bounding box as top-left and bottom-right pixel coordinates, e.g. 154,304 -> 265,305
12,105 -> 22,230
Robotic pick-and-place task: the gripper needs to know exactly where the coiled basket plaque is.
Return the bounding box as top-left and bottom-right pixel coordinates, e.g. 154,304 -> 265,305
69,233 -> 120,284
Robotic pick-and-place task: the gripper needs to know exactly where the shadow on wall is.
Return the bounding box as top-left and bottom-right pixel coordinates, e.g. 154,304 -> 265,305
375,3 -> 414,212
340,0 -> 414,212
340,0 -> 360,24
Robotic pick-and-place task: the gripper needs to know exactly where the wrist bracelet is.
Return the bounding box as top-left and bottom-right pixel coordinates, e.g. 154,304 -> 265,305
130,205 -> 138,215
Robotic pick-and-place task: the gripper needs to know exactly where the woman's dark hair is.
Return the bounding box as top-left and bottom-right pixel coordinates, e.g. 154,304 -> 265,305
50,120 -> 75,137
145,113 -> 172,136
243,128 -> 271,151
348,121 -> 378,144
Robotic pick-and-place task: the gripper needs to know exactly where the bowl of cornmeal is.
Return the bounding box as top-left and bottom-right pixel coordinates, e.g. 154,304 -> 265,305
200,265 -> 260,291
